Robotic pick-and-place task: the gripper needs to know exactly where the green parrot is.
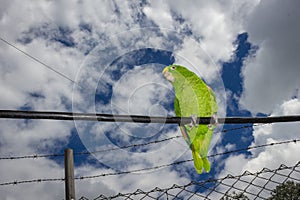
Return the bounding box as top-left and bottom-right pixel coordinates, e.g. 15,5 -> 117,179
162,65 -> 218,174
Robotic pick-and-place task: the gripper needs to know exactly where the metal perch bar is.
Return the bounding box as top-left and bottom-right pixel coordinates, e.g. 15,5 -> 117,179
1,110 -> 300,125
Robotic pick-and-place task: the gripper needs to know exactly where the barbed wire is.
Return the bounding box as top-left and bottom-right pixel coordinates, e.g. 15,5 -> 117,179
79,161 -> 300,200
0,124 -> 259,160
0,138 -> 299,186
0,178 -> 64,186
74,138 -> 300,180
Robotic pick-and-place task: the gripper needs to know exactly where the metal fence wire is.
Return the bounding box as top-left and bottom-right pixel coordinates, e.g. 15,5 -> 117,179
79,161 -> 300,200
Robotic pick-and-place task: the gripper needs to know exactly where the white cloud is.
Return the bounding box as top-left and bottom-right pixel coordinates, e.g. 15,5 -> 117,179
212,1 -> 300,197
0,158 -> 64,200
213,99 -> 300,199
240,0 -> 300,114
0,119 -> 72,158
145,0 -> 259,62
112,65 -> 171,115
219,98 -> 300,179
143,1 -> 174,30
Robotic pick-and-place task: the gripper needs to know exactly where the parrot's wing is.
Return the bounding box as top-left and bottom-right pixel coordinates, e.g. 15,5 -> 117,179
174,96 -> 181,116
207,86 -> 218,114
175,97 -> 192,147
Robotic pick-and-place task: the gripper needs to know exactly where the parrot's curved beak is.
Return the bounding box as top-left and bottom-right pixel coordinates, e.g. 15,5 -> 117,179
162,67 -> 169,79
162,67 -> 169,74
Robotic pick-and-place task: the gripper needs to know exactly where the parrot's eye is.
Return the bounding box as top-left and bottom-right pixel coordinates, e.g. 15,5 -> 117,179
171,66 -> 176,70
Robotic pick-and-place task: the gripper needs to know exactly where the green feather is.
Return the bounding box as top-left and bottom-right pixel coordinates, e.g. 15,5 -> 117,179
163,65 -> 218,174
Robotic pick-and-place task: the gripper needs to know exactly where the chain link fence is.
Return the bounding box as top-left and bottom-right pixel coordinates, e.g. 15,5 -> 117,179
79,161 -> 300,200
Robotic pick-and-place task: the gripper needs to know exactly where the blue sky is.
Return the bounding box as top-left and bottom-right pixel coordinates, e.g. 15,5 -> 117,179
0,1 -> 300,199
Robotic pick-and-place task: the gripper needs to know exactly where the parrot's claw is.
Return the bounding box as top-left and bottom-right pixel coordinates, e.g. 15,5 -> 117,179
188,114 -> 198,128
208,114 -> 218,129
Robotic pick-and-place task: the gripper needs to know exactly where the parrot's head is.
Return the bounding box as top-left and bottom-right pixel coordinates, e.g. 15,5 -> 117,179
162,65 -> 194,84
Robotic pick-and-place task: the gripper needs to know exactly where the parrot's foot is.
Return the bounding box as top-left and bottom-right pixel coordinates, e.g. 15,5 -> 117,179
188,114 -> 198,128
208,114 -> 218,129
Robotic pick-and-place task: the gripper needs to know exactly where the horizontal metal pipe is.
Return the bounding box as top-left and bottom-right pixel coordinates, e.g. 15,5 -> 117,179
0,110 -> 300,124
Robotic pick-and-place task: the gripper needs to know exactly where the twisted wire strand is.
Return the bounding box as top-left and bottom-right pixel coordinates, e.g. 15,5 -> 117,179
0,124 -> 259,160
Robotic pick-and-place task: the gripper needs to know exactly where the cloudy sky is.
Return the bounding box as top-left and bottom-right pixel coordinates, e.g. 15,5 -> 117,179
0,0 -> 299,199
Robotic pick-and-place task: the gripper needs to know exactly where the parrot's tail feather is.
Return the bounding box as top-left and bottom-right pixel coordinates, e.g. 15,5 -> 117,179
202,157 -> 211,173
192,151 -> 203,174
